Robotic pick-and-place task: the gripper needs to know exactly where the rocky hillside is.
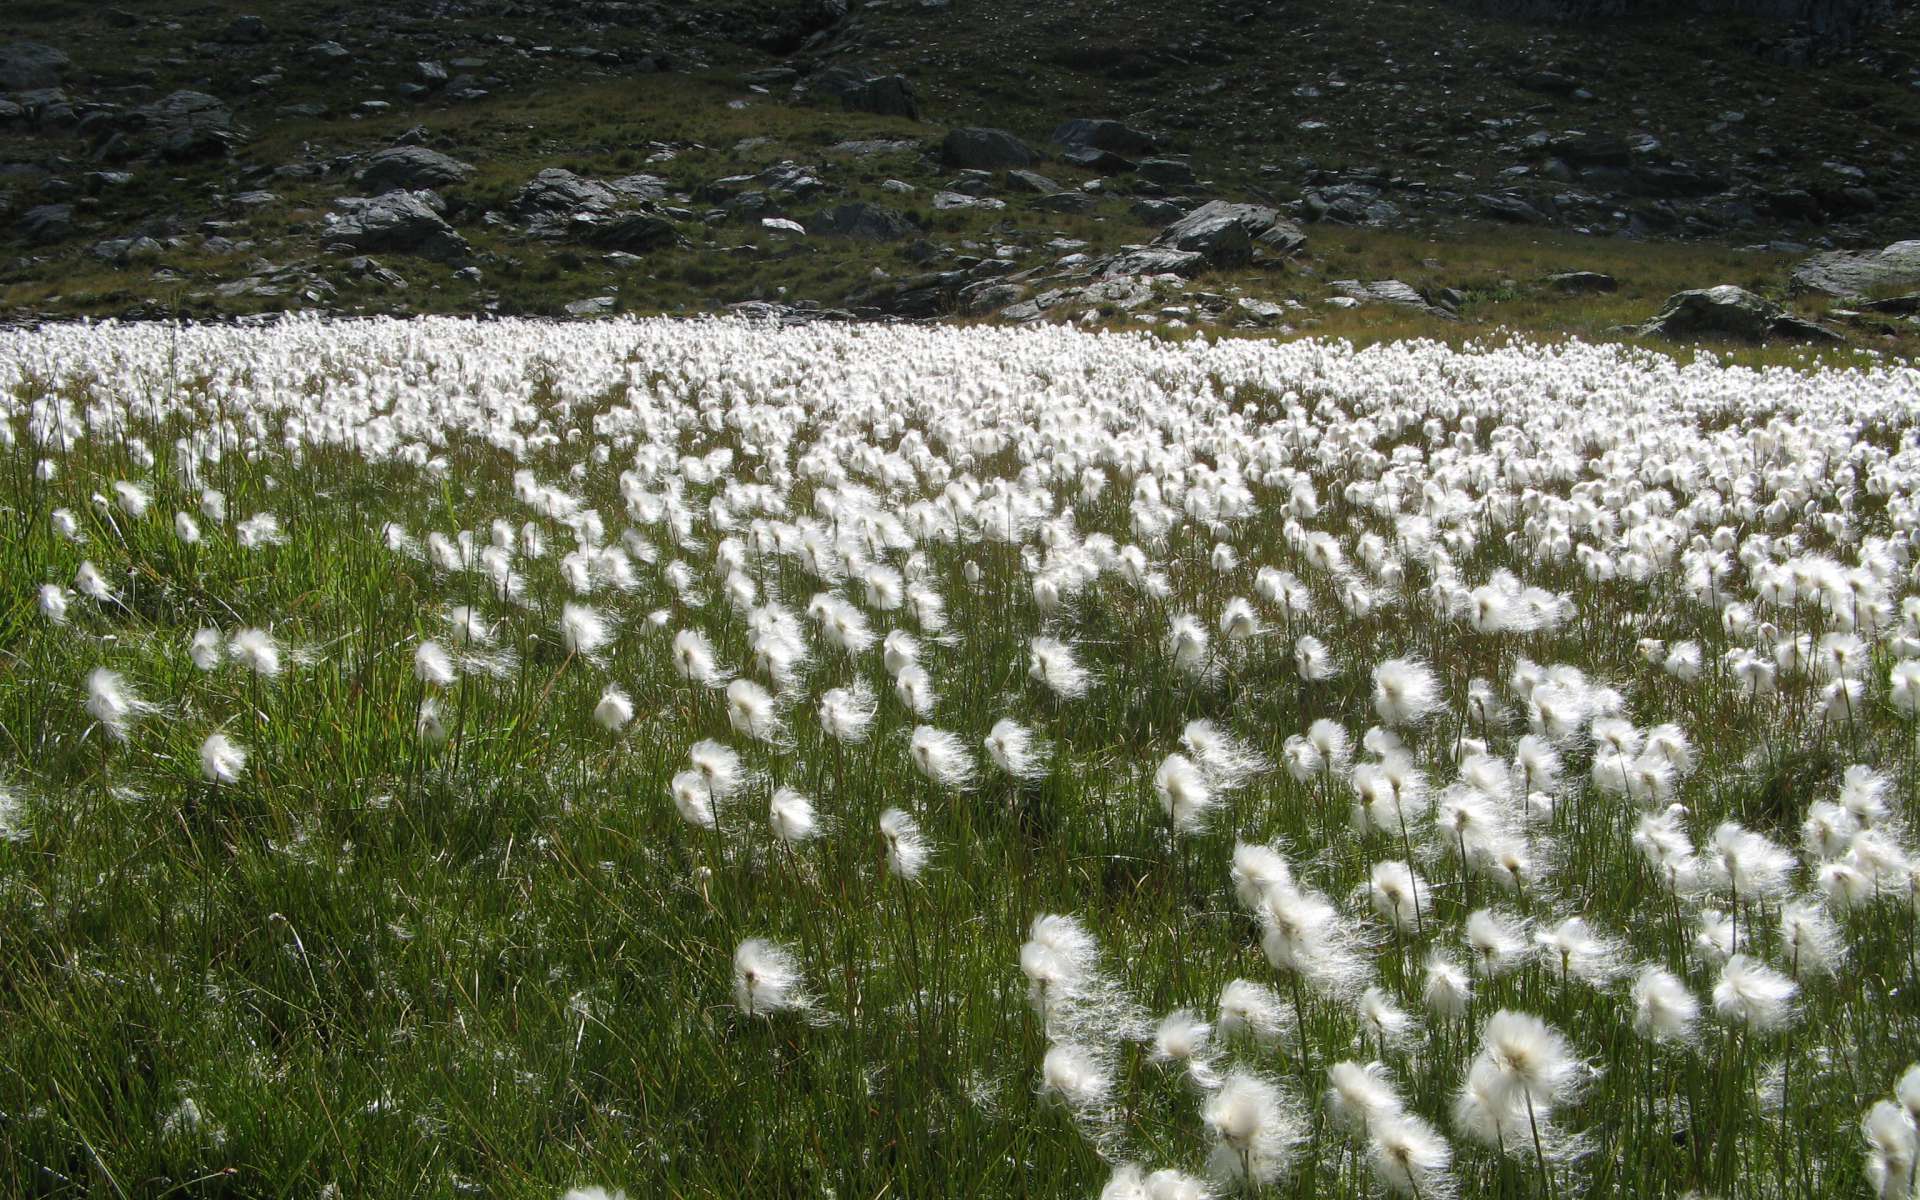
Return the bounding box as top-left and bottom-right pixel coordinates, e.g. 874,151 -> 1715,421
2,0 -> 1918,352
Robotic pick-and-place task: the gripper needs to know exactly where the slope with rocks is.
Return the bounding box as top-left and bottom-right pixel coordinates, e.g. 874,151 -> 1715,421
0,0 -> 1916,356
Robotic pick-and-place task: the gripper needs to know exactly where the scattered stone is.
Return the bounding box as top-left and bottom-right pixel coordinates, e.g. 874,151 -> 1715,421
945,169 -> 996,197
1639,285 -> 1842,343
1301,184 -> 1401,227
222,16 -> 270,44
416,62 -> 450,89
359,146 -> 474,192
1102,247 -> 1208,278
1332,279 -> 1457,319
1131,198 -> 1186,226
310,41 -> 352,64
513,168 -> 620,217
1789,240 -> 1920,301
933,190 -> 1001,211
0,42 -> 71,92
90,235 -> 164,265
1050,118 -> 1156,156
813,202 -> 916,240
761,217 -> 805,235
942,127 -> 1037,170
1154,200 -> 1306,267
1035,192 -> 1095,214
800,65 -> 919,119
1005,169 -> 1060,194
325,191 -> 470,260
18,203 -> 74,244
1477,193 -> 1548,224
1059,145 -> 1135,173
569,211 -> 683,253
1545,271 -> 1617,293
1136,158 -> 1196,187
135,91 -> 238,162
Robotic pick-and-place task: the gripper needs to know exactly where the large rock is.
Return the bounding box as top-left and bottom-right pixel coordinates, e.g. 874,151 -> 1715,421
803,65 -> 919,119
570,211 -> 683,253
359,146 -> 473,192
813,201 -> 916,240
0,42 -> 70,91
1049,118 -> 1156,156
1333,279 -> 1458,320
513,167 -> 621,216
1790,240 -> 1920,301
17,203 -> 74,244
1639,285 -> 1842,342
136,91 -> 236,161
1102,247 -> 1208,278
325,191 -> 470,261
941,127 -> 1037,170
1153,200 -> 1305,267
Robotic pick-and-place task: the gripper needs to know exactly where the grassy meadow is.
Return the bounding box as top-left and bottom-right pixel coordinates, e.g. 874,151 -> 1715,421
1,317 -> 1918,1200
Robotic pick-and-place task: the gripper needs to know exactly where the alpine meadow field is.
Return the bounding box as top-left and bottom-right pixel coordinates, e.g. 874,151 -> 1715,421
5,316 -> 1920,1200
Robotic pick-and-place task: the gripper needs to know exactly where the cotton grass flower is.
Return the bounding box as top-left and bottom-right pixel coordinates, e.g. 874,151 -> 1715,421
1372,657 -> 1441,727
557,603 -> 612,659
1217,978 -> 1288,1046
199,732 -> 247,785
1154,753 -> 1216,835
594,686 -> 634,732
984,718 -> 1048,781
909,725 -> 975,791
1369,1110 -> 1455,1199
732,937 -> 807,1018
413,640 -> 456,687
1151,1009 -> 1219,1087
1028,636 -> 1091,700
768,788 -> 819,845
1629,966 -> 1699,1044
1041,1042 -> 1113,1112
229,627 -> 283,678
1203,1072 -> 1306,1189
879,807 -> 929,880
38,583 -> 69,625
818,683 -> 876,743
725,678 -> 784,742
1862,1099 -> 1918,1200
84,667 -> 148,742
1712,954 -> 1798,1032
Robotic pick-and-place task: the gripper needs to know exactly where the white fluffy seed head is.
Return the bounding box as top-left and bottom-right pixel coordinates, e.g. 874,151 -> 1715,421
879,807 -> 928,880
768,787 -> 818,845
199,732 -> 247,785
732,937 -> 806,1018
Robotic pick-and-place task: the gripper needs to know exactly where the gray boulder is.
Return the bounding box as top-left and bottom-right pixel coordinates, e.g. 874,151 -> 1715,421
1333,279 -> 1458,320
1477,193 -> 1548,224
0,42 -> 71,91
136,91 -> 236,161
359,146 -> 474,193
1050,118 -> 1156,156
1005,169 -> 1060,194
1060,145 -> 1136,173
1790,240 -> 1920,301
1102,247 -> 1208,278
222,15 -> 270,43
813,202 -> 916,240
513,168 -> 620,217
325,191 -> 470,261
1154,200 -> 1306,267
571,211 -> 683,253
942,127 -> 1037,170
803,65 -> 919,119
17,203 -> 73,244
1639,285 -> 1842,343
1545,271 -> 1618,293
1136,158 -> 1196,187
